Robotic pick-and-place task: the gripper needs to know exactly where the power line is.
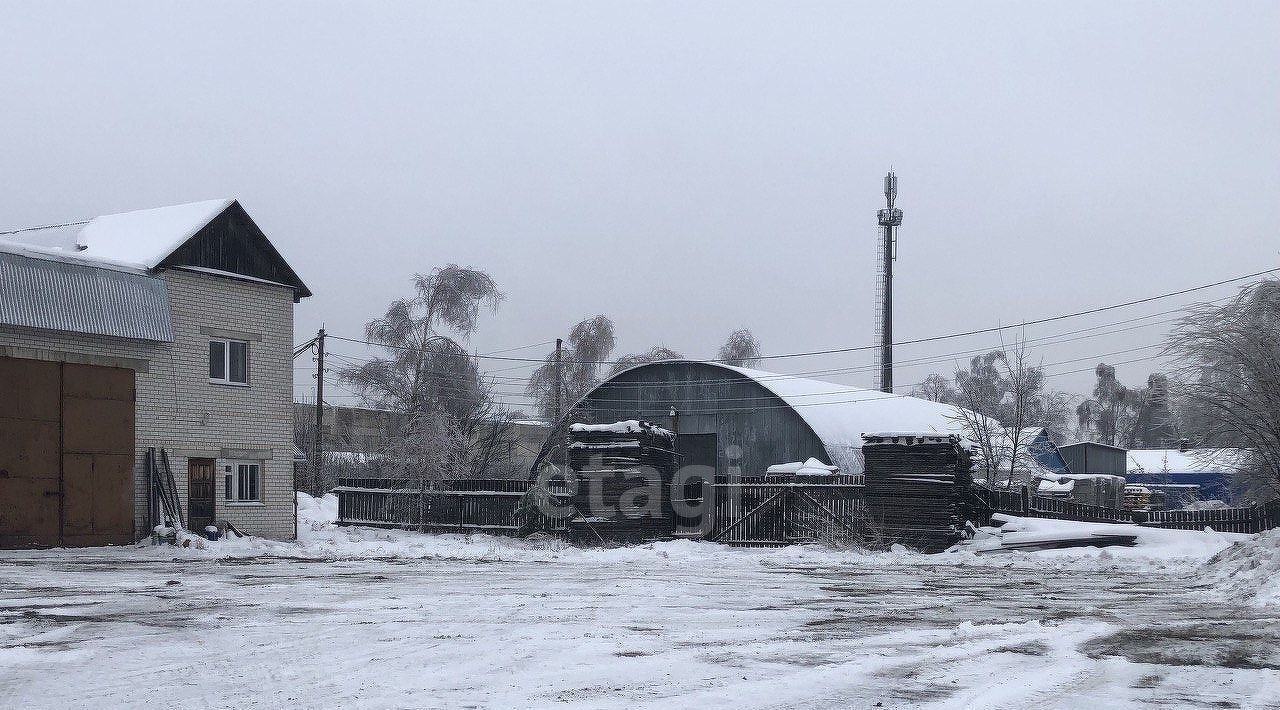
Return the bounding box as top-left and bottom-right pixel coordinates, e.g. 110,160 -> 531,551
444,344 -> 1174,415
323,305 -> 1187,393
321,266 -> 1275,365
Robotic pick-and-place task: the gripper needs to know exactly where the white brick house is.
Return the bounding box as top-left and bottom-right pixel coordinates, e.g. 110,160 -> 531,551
0,199 -> 310,545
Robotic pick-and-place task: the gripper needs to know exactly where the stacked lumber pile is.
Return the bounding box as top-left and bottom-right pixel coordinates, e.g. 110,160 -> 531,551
567,420 -> 676,542
861,433 -> 972,552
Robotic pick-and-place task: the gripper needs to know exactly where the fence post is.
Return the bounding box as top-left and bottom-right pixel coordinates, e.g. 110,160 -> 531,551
1020,485 -> 1030,514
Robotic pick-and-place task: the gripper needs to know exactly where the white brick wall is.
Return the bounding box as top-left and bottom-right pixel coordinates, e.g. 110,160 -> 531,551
0,268 -> 299,540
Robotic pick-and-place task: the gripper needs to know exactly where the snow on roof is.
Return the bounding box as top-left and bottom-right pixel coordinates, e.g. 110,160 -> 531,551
718,363 -> 976,453
3,199 -> 233,270
1127,449 -> 1245,475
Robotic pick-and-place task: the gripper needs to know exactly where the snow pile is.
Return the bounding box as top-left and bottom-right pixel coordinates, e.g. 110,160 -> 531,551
951,514 -> 1249,561
765,457 -> 840,476
297,491 -> 339,534
1203,527 -> 1280,607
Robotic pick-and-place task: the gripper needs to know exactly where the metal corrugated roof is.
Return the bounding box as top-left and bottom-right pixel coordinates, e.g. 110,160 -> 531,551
0,249 -> 173,342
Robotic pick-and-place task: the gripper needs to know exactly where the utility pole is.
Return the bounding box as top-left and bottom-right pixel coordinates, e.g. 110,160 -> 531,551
313,327 -> 326,495
553,338 -> 563,424
875,172 -> 903,394
554,338 -> 568,474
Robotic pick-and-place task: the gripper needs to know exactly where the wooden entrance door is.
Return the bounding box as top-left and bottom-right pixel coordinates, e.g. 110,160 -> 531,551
188,458 -> 216,532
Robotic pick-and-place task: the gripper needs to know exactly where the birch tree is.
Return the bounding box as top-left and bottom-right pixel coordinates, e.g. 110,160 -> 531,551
608,345 -> 684,376
339,266 -> 515,482
717,329 -> 762,368
526,315 -> 616,423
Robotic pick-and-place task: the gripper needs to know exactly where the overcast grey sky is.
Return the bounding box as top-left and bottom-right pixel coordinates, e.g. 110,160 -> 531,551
3,1 -> 1277,411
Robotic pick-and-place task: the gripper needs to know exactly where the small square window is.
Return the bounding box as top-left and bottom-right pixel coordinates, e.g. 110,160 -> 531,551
209,338 -> 248,385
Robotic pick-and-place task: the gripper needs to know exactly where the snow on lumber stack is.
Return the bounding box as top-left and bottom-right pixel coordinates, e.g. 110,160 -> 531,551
570,420 -> 674,439
568,420 -> 676,542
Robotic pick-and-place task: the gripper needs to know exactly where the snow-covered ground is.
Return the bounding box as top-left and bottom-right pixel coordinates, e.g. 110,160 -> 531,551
1,494 -> 1278,709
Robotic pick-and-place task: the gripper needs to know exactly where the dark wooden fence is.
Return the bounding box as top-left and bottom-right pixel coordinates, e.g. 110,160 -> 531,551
335,475 -> 1280,545
335,478 -> 571,534
1138,499 -> 1280,534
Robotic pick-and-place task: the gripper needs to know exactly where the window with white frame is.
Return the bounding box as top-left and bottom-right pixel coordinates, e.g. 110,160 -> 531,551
209,339 -> 249,385
222,461 -> 261,502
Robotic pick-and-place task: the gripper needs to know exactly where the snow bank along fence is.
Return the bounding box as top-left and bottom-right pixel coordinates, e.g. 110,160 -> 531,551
335,477 -> 571,534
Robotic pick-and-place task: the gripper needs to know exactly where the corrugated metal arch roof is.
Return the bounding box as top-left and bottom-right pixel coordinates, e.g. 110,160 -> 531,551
581,360 -> 977,470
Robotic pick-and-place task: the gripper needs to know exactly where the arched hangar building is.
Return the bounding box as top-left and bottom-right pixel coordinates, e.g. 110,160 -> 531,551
571,361 -> 972,476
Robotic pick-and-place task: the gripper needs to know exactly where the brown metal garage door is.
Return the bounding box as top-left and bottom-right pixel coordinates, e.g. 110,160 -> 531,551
0,357 -> 135,548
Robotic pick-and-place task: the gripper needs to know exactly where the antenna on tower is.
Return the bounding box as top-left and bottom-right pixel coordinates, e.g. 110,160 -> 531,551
873,171 -> 903,393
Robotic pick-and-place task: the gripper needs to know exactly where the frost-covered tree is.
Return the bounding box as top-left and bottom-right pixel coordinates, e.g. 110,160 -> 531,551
607,345 -> 684,376
911,374 -> 956,403
717,329 -> 762,368
338,266 -> 515,481
1167,279 -> 1280,498
526,315 -> 616,423
950,352 -> 1012,483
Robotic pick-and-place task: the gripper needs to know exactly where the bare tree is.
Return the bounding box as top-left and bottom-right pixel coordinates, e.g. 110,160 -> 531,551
946,334 -> 1061,486
339,266 -> 515,481
950,352 -> 1010,485
1000,335 -> 1039,484
1167,279 -> 1280,498
607,345 -> 683,376
911,373 -> 956,403
717,329 -> 762,368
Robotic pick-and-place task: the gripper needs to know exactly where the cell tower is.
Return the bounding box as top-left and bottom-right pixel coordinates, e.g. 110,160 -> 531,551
873,171 -> 902,393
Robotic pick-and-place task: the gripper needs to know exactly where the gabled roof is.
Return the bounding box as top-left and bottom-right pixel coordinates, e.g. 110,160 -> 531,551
4,199 -> 232,269
2,199 -> 310,299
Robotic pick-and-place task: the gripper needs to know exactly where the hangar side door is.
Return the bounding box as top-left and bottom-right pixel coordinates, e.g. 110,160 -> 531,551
675,433 -> 718,472
0,357 -> 62,548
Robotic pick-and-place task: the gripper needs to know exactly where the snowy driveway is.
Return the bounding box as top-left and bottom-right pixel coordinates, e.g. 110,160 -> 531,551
2,537 -> 1278,709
